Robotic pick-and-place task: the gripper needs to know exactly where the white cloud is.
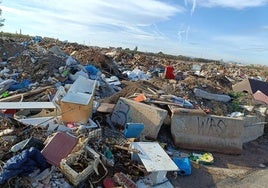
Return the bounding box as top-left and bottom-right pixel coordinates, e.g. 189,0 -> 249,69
2,0 -> 184,47
3,0 -> 183,27
186,0 -> 268,10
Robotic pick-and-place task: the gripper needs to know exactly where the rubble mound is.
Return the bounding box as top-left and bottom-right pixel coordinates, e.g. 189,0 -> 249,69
0,34 -> 267,188
0,39 -> 25,61
102,80 -> 162,103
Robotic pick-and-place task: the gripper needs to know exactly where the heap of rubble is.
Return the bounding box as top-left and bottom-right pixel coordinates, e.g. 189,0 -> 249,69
0,35 -> 267,187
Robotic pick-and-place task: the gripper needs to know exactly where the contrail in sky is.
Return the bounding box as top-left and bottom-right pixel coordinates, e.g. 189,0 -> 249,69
184,0 -> 188,6
186,26 -> 190,41
191,0 -> 196,15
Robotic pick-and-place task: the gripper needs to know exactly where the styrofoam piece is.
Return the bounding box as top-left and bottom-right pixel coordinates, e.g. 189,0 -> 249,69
18,116 -> 59,132
61,92 -> 93,105
68,75 -> 96,94
0,102 -> 56,109
52,86 -> 66,110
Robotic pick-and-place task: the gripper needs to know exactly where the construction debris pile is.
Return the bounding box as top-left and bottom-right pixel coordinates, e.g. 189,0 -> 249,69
0,36 -> 268,187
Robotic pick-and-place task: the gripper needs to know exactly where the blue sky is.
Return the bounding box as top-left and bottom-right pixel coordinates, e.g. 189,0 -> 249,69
1,0 -> 268,65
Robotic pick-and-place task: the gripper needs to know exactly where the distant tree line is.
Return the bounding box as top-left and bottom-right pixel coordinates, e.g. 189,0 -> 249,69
0,31 -> 31,39
0,2 -> 4,27
121,47 -> 221,64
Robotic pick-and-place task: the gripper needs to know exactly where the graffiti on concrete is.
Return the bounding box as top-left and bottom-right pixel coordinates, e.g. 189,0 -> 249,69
111,100 -> 130,126
197,117 -> 227,136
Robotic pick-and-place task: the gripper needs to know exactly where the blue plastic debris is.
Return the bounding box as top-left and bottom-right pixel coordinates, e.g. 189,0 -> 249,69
0,79 -> 16,94
171,96 -> 193,108
123,123 -> 144,138
85,64 -> 99,75
173,157 -> 192,176
32,36 -> 42,43
8,79 -> 30,91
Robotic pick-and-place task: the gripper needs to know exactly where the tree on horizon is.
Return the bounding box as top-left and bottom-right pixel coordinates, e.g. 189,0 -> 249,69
0,2 -> 5,27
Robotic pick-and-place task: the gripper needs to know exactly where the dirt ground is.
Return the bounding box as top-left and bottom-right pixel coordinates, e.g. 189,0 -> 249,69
154,123 -> 268,188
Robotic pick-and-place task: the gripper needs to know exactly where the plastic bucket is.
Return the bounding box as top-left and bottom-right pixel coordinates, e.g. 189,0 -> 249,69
164,66 -> 175,79
123,123 -> 144,138
173,157 -> 192,175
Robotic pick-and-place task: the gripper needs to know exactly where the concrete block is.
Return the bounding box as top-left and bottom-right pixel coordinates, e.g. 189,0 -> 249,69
171,111 -> 265,154
194,88 -> 231,102
171,114 -> 243,154
242,115 -> 265,143
111,97 -> 167,139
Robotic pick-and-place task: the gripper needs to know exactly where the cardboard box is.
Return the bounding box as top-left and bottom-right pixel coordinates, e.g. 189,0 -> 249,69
60,94 -> 93,123
60,76 -> 96,123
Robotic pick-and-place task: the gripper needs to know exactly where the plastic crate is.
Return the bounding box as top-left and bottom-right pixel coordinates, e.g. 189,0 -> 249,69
103,127 -> 127,146
60,146 -> 100,186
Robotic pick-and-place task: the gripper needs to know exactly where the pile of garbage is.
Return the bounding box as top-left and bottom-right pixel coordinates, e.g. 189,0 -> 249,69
0,35 -> 267,187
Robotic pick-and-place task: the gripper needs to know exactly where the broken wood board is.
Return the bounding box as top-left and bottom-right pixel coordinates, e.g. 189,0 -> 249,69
0,86 -> 53,102
97,103 -> 115,113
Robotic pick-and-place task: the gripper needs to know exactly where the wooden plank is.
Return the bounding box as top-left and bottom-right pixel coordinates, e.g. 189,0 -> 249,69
149,100 -> 184,107
97,103 -> 115,113
0,102 -> 56,109
0,86 -> 53,102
